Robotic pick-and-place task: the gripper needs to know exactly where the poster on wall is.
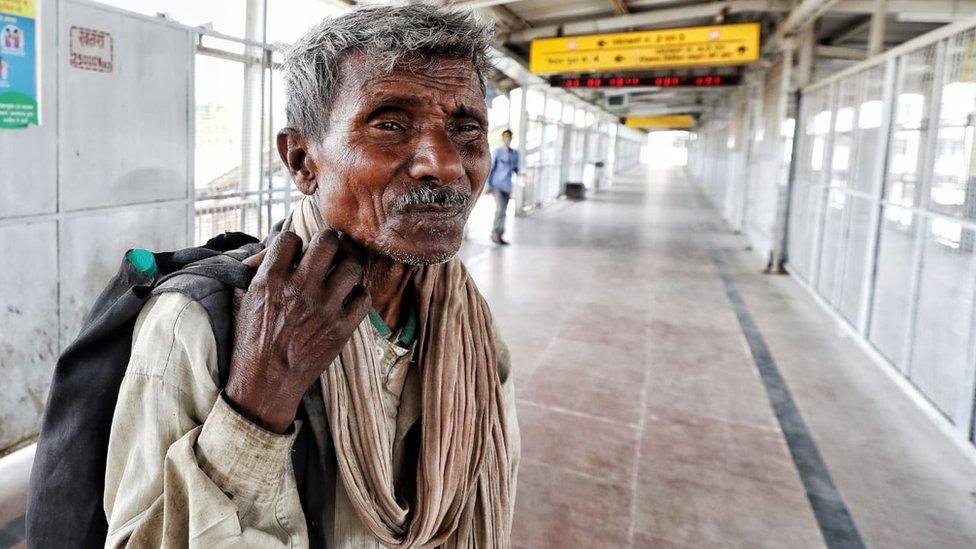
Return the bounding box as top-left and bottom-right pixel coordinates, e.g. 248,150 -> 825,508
0,0 -> 38,128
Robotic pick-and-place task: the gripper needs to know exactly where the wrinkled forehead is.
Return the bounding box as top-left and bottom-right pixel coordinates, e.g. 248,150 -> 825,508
337,50 -> 486,104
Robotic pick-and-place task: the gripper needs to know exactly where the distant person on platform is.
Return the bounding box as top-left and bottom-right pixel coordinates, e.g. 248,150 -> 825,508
486,129 -> 519,245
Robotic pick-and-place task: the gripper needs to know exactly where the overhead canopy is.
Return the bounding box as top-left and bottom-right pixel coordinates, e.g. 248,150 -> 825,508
458,0 -> 975,122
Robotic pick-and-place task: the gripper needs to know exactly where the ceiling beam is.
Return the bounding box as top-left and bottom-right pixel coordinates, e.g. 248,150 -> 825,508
779,0 -> 842,37
487,5 -> 531,30
826,15 -> 872,45
611,0 -> 631,16
504,0 -> 976,43
506,0 -> 790,43
832,0 -> 976,17
448,0 -> 525,9
816,44 -> 868,59
623,105 -> 708,115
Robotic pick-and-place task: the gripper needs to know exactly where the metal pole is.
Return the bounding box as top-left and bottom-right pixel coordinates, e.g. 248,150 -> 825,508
855,56 -> 897,336
514,84 -> 530,216
241,0 -> 266,233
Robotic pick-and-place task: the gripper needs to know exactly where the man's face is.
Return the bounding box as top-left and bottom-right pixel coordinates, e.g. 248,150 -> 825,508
502,133 -> 512,148
303,52 -> 490,265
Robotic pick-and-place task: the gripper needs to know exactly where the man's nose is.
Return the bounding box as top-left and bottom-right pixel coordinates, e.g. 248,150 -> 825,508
408,128 -> 465,185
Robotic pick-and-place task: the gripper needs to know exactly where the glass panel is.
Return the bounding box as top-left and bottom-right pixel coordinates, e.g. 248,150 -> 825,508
929,30 -> 976,221
545,98 -> 562,122
562,104 -> 575,124
869,206 -> 921,370
838,196 -> 874,323
195,55 -> 245,194
525,88 -> 545,118
788,86 -> 832,281
853,66 -> 886,194
885,44 -> 938,208
817,188 -> 849,304
488,94 -> 511,148
509,88 -> 523,146
829,73 -> 860,191
910,218 -> 976,425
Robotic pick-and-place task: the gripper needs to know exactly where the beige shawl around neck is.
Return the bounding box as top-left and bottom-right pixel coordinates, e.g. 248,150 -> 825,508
283,197 -> 511,548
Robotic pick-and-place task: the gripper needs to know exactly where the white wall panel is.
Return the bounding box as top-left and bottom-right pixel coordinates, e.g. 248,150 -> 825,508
0,221 -> 59,447
0,0 -> 58,218
58,203 -> 187,348
58,2 -> 191,212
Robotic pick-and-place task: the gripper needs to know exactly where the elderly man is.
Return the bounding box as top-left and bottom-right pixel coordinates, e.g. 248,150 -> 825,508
102,5 -> 518,547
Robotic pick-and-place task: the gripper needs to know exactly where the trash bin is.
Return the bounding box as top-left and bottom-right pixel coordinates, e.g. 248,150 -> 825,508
593,161 -> 605,190
583,161 -> 606,190
565,182 -> 585,200
582,162 -> 597,189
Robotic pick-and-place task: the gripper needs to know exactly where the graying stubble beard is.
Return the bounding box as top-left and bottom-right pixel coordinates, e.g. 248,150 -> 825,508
378,245 -> 459,266
380,185 -> 470,265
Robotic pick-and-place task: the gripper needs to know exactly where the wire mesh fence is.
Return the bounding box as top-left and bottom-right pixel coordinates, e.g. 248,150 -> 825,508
764,19 -> 976,441
192,35 -> 292,245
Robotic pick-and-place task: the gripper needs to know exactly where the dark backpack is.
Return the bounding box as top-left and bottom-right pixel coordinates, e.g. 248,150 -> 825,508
28,229 -> 340,548
26,232 -> 263,547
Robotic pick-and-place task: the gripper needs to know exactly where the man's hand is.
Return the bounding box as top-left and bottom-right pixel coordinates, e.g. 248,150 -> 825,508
225,230 -> 371,433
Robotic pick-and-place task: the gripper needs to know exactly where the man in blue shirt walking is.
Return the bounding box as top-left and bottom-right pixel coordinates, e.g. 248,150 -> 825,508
486,129 -> 519,245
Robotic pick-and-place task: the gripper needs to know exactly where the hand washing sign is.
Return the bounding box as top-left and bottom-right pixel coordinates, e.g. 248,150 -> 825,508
0,0 -> 38,128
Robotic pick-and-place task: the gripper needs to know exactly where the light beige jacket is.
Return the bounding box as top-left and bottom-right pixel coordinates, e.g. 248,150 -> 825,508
103,292 -> 519,548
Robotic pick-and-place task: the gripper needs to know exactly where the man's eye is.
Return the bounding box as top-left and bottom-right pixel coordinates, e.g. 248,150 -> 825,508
376,121 -> 405,131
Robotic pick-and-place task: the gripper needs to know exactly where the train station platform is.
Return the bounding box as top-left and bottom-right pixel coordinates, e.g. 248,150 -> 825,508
2,165 -> 976,548
463,166 -> 976,548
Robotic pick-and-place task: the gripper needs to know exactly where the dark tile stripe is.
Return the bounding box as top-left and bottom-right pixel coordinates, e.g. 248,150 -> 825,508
712,250 -> 866,549
0,515 -> 25,548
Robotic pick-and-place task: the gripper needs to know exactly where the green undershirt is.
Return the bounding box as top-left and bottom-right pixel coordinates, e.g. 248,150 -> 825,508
367,305 -> 418,348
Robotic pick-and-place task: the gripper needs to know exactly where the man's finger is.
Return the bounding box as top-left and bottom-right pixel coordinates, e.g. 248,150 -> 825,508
325,255 -> 365,306
259,231 -> 303,279
342,285 -> 371,323
295,230 -> 340,287
242,248 -> 268,269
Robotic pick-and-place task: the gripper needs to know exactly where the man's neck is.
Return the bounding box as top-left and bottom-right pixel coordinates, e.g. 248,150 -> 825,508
363,253 -> 414,330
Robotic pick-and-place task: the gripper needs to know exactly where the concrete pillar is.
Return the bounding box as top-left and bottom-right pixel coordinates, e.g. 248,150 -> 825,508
795,23 -> 816,90
868,0 -> 887,56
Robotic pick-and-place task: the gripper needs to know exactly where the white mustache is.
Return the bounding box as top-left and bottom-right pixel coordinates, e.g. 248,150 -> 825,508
392,186 -> 470,211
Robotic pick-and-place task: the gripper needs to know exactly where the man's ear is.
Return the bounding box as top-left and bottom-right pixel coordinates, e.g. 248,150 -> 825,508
277,128 -> 318,195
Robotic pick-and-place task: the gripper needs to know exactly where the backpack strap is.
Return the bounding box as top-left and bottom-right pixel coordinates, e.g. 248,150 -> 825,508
152,242 -> 263,387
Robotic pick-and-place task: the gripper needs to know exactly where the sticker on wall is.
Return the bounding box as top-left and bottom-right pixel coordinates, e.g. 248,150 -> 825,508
69,26 -> 113,73
0,0 -> 39,128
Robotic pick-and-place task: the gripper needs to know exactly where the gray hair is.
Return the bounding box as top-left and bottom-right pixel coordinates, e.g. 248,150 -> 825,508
282,3 -> 494,139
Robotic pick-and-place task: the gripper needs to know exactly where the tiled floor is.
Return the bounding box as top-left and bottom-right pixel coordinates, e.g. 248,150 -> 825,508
462,166 -> 976,548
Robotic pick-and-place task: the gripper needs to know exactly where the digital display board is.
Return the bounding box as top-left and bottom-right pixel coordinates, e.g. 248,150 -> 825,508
552,74 -> 739,89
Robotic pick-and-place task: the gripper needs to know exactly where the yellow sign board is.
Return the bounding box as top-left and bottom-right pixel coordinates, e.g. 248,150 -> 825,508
0,0 -> 35,18
625,115 -> 694,129
530,23 -> 760,74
